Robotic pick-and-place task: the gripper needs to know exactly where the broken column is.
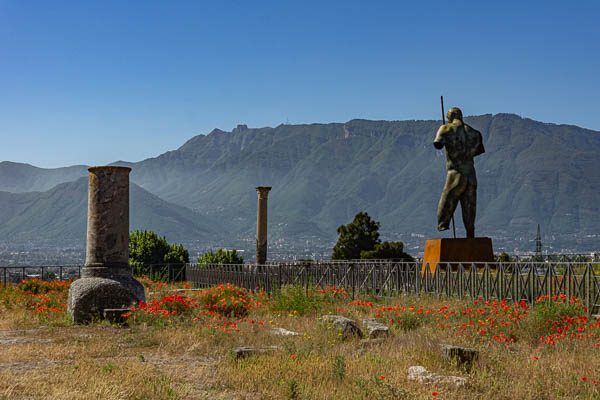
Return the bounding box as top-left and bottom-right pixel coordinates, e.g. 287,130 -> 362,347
255,186 -> 271,265
67,166 -> 145,323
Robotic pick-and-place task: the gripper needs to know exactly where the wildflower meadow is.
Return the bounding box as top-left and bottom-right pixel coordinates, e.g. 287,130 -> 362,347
1,276 -> 599,399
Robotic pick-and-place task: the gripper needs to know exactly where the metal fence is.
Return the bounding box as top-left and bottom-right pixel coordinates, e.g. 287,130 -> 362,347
0,263 -> 187,285
132,263 -> 187,282
186,261 -> 600,314
0,265 -> 83,285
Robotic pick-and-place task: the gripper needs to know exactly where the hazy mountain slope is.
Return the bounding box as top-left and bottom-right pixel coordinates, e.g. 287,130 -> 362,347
2,114 -> 599,251
0,162 -> 88,193
0,178 -> 220,246
120,114 -> 600,243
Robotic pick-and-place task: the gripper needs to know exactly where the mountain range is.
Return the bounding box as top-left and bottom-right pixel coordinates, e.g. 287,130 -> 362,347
1,113 -> 599,255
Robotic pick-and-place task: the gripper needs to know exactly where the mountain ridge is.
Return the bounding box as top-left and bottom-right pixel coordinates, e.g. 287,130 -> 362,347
1,113 -> 599,254
0,178 -> 221,246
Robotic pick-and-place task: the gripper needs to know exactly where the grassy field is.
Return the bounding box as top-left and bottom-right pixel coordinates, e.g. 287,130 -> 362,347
1,276 -> 599,400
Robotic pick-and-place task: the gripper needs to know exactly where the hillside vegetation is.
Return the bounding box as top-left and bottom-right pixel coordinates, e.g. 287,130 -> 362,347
0,114 -> 598,250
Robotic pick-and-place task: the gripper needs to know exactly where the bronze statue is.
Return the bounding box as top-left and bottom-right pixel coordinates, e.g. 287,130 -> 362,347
433,107 -> 484,238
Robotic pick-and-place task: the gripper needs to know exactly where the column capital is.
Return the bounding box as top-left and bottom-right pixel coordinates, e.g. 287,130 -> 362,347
88,166 -> 132,174
256,186 -> 272,199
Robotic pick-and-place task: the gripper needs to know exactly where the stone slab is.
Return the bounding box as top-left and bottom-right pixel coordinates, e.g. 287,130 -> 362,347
233,346 -> 280,359
422,237 -> 494,274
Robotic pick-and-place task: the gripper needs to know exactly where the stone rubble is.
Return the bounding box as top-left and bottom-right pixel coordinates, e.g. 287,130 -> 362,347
321,315 -> 363,340
360,318 -> 390,338
439,344 -> 479,371
272,327 -> 301,336
407,365 -> 467,387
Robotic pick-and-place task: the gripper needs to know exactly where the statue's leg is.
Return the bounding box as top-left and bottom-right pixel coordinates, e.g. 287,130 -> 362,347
460,177 -> 477,238
437,170 -> 465,231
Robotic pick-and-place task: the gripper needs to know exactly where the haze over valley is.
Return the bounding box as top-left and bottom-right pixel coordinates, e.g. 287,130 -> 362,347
1,113 -> 599,264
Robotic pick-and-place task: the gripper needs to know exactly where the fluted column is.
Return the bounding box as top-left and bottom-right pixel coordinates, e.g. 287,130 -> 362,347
255,187 -> 271,265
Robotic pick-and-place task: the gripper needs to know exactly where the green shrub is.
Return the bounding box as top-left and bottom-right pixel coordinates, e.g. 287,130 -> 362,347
532,295 -> 583,334
197,248 -> 244,265
333,355 -> 346,380
396,312 -> 421,331
129,230 -> 189,281
270,284 -> 348,316
271,285 -> 319,316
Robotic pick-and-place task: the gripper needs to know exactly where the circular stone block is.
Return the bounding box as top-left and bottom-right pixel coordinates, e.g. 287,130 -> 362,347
67,277 -> 145,324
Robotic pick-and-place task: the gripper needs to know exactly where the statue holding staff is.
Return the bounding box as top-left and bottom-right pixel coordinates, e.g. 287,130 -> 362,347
433,105 -> 485,238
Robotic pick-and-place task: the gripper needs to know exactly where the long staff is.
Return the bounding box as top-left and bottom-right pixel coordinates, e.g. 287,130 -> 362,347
440,95 -> 456,238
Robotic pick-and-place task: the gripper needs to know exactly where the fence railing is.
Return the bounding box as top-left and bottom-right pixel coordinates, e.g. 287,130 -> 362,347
0,263 -> 187,285
1,265 -> 83,285
132,263 -> 187,282
186,261 -> 600,314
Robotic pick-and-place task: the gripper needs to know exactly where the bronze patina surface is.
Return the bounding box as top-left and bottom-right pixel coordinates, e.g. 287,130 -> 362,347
433,107 -> 485,238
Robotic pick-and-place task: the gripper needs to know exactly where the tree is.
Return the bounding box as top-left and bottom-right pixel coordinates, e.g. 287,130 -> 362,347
360,241 -> 414,261
197,249 -> 244,265
495,252 -> 512,262
165,244 -> 190,264
331,212 -> 380,260
129,230 -> 189,280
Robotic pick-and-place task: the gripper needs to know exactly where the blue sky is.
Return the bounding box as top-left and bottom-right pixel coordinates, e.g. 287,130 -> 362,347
1,0 -> 598,167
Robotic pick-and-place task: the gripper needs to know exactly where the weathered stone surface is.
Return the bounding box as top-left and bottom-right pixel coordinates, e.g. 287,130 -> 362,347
272,327 -> 301,336
68,166 -> 146,324
361,318 -> 390,338
439,344 -> 479,371
84,166 -> 131,274
407,365 -> 467,387
322,315 -> 363,340
233,346 -> 280,359
68,277 -> 144,324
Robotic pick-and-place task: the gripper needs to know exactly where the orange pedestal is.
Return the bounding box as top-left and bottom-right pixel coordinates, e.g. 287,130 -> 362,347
422,238 -> 494,274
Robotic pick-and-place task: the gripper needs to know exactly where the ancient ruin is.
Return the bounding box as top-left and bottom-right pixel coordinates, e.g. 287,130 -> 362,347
255,186 -> 271,265
67,166 -> 145,323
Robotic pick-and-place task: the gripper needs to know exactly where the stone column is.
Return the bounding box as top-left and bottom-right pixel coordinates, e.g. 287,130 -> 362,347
68,166 -> 145,324
255,186 -> 271,265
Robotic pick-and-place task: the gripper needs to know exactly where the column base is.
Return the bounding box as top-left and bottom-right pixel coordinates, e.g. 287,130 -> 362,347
67,276 -> 145,324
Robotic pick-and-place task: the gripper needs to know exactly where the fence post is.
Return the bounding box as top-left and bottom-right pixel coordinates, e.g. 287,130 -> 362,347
546,264 -> 551,299
529,267 -> 534,305
305,265 -> 309,296
417,263 -> 422,295
446,264 -> 450,298
499,263 -> 504,300
278,264 -> 282,294
567,264 -> 572,299
351,263 -> 355,300
586,263 -> 591,313
459,264 -> 464,299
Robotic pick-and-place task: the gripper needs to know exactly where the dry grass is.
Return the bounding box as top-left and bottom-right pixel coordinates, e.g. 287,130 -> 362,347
1,280 -> 600,399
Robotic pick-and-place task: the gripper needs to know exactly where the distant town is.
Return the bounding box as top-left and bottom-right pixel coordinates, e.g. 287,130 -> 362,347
1,230 -> 597,267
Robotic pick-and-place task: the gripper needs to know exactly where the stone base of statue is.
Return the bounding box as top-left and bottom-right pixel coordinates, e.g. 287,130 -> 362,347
422,237 -> 494,274
67,266 -> 145,324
